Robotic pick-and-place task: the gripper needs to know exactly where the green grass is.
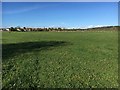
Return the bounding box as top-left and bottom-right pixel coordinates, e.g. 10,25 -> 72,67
2,31 -> 118,88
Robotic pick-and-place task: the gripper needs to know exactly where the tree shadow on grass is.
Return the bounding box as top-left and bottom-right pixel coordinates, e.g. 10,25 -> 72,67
2,41 -> 70,61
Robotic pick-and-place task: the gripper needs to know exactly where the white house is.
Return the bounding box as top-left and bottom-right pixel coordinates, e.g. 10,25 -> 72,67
6,28 -> 10,31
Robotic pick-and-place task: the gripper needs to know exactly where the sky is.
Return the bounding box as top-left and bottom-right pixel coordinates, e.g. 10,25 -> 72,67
2,2 -> 118,28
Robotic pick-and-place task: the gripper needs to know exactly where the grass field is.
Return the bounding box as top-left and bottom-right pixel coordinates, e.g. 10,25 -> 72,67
2,31 -> 118,88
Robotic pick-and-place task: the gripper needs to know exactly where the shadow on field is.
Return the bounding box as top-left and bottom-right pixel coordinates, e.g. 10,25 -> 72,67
2,41 -> 69,61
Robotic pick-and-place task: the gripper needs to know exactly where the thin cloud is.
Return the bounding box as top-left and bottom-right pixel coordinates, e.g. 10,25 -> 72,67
3,5 -> 40,14
80,25 -> 112,29
91,25 -> 112,28
3,4 -> 55,14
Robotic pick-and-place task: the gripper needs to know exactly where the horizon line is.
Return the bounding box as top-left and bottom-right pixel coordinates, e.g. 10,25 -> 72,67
1,25 -> 118,29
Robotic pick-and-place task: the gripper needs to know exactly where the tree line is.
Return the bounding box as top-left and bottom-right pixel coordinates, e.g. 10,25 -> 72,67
2,26 -> 119,32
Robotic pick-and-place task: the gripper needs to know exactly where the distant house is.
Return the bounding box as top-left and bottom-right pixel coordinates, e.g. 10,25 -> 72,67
6,28 -> 10,31
17,28 -> 21,31
2,28 -> 10,31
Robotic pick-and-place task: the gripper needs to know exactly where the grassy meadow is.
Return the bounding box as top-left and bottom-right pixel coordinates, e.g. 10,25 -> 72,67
2,31 -> 118,88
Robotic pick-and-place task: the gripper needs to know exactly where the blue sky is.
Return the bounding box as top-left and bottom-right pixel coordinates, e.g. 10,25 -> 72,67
2,2 -> 118,28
